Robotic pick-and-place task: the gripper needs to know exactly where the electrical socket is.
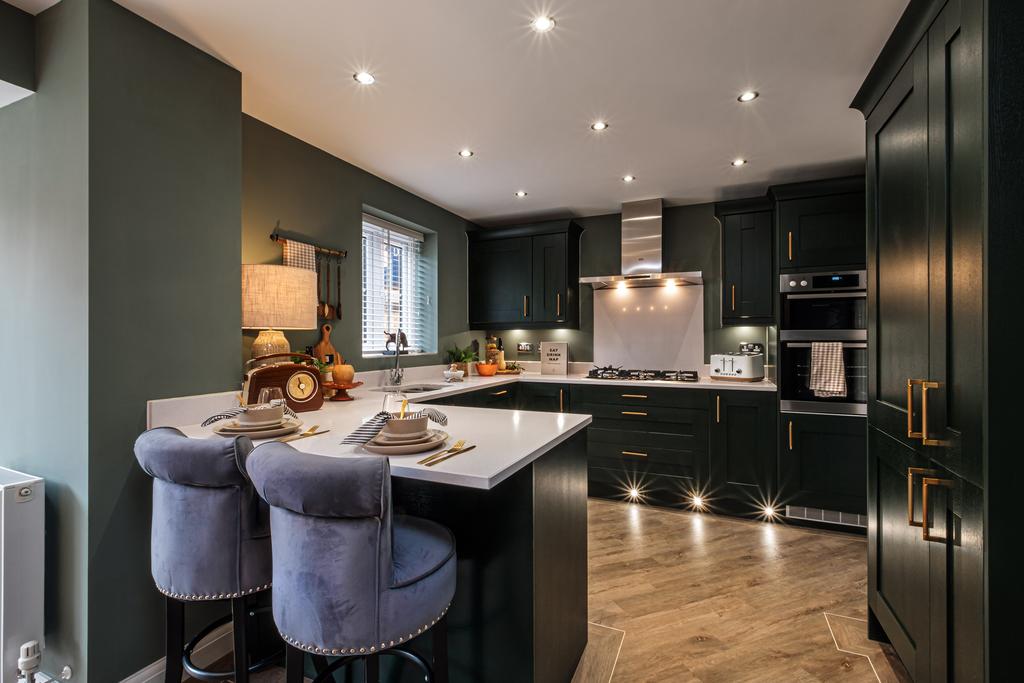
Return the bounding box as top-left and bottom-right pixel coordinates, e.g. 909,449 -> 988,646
516,342 -> 534,352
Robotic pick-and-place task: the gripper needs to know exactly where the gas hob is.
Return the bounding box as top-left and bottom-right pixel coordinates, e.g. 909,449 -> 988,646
587,366 -> 699,382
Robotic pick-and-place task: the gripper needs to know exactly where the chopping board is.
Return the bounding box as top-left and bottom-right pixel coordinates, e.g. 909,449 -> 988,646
313,323 -> 339,363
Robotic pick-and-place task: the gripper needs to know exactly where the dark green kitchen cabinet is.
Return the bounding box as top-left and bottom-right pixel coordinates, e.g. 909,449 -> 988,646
714,197 -> 774,325
424,383 -> 518,409
771,177 -> 865,272
518,382 -> 570,413
778,413 -> 866,514
707,390 -> 777,511
468,220 -> 581,329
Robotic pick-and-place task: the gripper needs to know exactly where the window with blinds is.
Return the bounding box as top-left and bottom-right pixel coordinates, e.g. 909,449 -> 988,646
361,215 -> 435,355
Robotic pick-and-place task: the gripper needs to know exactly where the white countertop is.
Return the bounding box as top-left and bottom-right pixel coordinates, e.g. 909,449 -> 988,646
166,369 -> 773,493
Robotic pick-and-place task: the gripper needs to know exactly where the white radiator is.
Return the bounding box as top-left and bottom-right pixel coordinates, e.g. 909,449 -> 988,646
0,467 -> 44,683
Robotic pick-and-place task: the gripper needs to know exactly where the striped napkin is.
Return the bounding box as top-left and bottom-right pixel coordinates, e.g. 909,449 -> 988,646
201,404 -> 298,427
342,408 -> 449,445
809,342 -> 847,398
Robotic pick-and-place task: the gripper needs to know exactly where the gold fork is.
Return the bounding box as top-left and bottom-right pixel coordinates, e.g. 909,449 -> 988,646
417,439 -> 465,465
276,425 -> 320,443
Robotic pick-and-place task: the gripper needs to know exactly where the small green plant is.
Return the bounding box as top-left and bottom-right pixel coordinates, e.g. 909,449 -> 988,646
445,344 -> 478,364
311,358 -> 332,373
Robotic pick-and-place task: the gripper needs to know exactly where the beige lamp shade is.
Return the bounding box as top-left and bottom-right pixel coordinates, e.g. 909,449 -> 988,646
241,264 -> 317,330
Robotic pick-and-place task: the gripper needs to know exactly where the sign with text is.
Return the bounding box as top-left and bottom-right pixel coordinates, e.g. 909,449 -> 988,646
540,342 -> 568,375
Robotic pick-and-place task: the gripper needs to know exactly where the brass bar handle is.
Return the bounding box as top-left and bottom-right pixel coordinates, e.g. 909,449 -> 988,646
906,379 -> 923,439
787,231 -> 793,261
523,295 -> 528,318
621,450 -> 648,458
558,389 -> 564,413
621,393 -> 648,399
491,390 -> 508,397
922,477 -> 954,542
715,395 -> 720,424
788,420 -> 793,450
556,292 -> 561,317
906,466 -> 938,527
731,284 -> 736,311
621,411 -> 648,416
921,381 -> 942,446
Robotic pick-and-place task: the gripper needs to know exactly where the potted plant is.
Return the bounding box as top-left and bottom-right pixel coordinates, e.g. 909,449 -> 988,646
445,344 -> 478,375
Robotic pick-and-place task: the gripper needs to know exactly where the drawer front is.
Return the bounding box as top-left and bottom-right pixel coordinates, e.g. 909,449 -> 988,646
478,386 -> 516,407
574,401 -> 706,429
588,425 -> 707,451
572,385 -> 707,409
587,441 -> 703,479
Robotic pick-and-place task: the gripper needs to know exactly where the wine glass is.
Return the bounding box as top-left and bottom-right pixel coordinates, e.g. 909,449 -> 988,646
258,387 -> 284,408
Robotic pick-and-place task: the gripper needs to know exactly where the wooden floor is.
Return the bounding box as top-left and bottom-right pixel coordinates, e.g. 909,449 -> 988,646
585,498 -> 909,683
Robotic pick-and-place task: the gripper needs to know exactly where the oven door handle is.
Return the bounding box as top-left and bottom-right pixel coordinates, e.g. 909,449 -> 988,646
784,342 -> 867,349
783,291 -> 867,299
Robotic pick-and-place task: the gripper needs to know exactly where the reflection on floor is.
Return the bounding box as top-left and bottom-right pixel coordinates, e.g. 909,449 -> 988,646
587,498 -> 910,682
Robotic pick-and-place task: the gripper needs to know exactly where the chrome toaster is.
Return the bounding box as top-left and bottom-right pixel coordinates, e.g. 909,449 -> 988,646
709,352 -> 765,382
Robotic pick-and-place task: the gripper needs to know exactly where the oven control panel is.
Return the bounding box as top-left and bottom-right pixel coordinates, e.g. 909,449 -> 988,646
779,270 -> 866,293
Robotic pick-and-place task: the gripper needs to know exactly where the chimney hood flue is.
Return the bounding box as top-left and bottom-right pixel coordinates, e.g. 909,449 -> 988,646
579,198 -> 703,289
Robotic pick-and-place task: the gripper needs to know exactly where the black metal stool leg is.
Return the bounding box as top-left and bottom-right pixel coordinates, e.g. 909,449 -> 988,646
433,614 -> 449,683
231,596 -> 249,683
363,654 -> 379,683
285,644 -> 305,683
165,597 -> 184,683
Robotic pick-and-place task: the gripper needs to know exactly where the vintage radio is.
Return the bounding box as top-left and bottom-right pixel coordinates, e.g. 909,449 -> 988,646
242,353 -> 324,412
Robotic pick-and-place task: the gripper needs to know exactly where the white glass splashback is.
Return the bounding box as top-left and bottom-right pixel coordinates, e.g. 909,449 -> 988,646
593,284 -> 705,370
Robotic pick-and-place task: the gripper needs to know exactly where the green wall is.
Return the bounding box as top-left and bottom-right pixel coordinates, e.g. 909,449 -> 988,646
0,0 -> 89,675
490,203 -> 769,364
86,0 -> 243,679
0,1 -> 34,91
242,115 -> 479,371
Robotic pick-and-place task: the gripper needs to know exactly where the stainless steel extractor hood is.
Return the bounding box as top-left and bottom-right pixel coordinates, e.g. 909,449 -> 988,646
579,198 -> 703,289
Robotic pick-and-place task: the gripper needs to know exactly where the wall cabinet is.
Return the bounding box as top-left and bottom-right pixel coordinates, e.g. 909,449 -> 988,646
779,413 -> 866,515
707,390 -> 777,510
468,220 -> 581,329
771,177 -> 865,272
714,197 -> 774,325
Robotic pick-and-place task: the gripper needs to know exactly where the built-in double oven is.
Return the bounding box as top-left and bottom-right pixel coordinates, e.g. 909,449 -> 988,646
778,270 -> 867,415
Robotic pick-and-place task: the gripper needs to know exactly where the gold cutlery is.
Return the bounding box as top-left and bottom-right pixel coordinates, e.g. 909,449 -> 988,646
276,425 -> 329,443
424,445 -> 476,467
417,440 -> 466,466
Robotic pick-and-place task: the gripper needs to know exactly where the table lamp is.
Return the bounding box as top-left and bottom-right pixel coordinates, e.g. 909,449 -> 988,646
242,264 -> 317,363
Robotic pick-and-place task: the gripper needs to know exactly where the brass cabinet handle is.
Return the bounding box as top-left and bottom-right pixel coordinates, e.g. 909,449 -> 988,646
558,389 -> 564,413
788,420 -> 793,450
787,231 -> 793,261
906,379 -> 924,439
621,450 -> 648,458
906,467 -> 938,527
921,381 -> 942,446
731,284 -> 736,311
715,395 -> 720,424
491,390 -> 508,397
556,292 -> 561,317
523,295 -> 528,318
621,411 -> 648,416
922,477 -> 954,542
621,393 -> 648,399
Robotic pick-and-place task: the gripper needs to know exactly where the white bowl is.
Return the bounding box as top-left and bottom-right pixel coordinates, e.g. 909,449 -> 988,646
239,404 -> 284,425
443,369 -> 465,382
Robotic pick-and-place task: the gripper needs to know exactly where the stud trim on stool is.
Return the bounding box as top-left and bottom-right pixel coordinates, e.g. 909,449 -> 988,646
279,603 -> 451,655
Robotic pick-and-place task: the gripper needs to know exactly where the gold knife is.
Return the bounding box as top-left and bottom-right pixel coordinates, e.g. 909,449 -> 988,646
424,445 -> 476,467
417,439 -> 466,466
277,428 -> 329,443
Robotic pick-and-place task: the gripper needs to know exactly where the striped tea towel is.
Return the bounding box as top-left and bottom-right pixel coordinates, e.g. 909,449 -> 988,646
201,404 -> 298,427
342,408 -> 449,445
809,342 -> 847,398
282,239 -> 316,271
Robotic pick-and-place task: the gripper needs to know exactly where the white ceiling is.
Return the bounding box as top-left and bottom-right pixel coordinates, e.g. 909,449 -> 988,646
13,0 -> 906,224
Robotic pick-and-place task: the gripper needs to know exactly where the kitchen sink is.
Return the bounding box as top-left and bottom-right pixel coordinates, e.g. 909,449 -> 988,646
369,384 -> 447,393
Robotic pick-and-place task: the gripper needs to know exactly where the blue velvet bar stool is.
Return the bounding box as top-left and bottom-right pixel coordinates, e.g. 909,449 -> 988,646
246,444 -> 456,683
134,427 -> 276,683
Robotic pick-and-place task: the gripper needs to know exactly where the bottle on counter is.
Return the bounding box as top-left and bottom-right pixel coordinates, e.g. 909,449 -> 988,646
497,337 -> 506,370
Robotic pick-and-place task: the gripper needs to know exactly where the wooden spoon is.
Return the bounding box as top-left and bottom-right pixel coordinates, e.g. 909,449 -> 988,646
335,259 -> 343,320
324,259 -> 334,319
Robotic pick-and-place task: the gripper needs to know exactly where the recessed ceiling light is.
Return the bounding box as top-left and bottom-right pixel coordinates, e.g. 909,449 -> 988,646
515,190 -> 528,198
738,90 -> 759,102
731,158 -> 747,167
591,121 -> 609,132
622,175 -> 636,183
353,71 -> 376,85
458,149 -> 474,158
531,15 -> 556,32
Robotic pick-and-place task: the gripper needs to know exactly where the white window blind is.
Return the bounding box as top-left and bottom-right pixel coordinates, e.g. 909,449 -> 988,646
361,215 -> 435,355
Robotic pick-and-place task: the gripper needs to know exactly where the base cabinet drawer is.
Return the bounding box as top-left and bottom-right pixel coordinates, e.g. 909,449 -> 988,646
779,413 -> 866,514
587,440 -> 704,480
573,385 -> 707,409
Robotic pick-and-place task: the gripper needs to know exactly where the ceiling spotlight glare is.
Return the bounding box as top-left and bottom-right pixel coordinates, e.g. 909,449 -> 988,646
353,71 -> 376,85
732,158 -> 747,167
515,190 -> 528,198
591,121 -> 609,131
531,15 -> 556,32
738,90 -> 759,102
458,149 -> 474,158
622,174 -> 636,183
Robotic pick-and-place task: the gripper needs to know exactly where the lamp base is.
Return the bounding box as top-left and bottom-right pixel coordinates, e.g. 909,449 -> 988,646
251,329 -> 290,366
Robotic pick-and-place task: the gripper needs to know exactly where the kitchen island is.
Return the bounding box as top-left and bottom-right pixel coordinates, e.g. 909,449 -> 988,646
159,391 -> 592,683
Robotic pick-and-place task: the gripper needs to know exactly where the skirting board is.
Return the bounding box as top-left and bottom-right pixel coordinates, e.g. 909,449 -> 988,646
120,623 -> 232,683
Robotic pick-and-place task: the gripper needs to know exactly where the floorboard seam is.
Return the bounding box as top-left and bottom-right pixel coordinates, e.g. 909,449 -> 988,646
824,612 -> 881,683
